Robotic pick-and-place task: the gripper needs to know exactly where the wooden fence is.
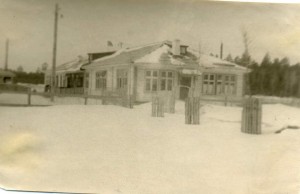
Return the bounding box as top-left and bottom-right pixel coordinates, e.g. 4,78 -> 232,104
185,97 -> 200,125
0,83 -> 29,93
254,95 -> 300,108
241,97 -> 262,134
101,89 -> 134,108
55,87 -> 84,95
152,96 -> 164,117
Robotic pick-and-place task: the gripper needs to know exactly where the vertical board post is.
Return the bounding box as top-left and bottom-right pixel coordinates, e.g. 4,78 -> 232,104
241,97 -> 262,134
152,95 -> 164,117
185,97 -> 200,125
84,95 -> 88,105
27,87 -> 31,106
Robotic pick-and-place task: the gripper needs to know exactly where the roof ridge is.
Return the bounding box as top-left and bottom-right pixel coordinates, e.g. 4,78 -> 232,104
124,40 -> 167,51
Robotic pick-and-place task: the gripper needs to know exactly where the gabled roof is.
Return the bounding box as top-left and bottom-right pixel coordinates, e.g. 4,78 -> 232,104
83,42 -> 164,68
83,40 -> 248,72
0,69 -> 15,77
53,52 -> 117,74
188,49 -> 248,71
56,57 -> 89,73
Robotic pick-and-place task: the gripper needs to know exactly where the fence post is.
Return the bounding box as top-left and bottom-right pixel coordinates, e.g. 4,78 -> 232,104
27,87 -> 31,106
169,91 -> 176,113
224,95 -> 228,106
185,97 -> 200,124
152,95 -> 164,117
84,95 -> 88,105
128,95 -> 134,109
241,97 -> 262,134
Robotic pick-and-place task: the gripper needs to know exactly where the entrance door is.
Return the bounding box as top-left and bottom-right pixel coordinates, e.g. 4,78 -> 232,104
179,76 -> 192,100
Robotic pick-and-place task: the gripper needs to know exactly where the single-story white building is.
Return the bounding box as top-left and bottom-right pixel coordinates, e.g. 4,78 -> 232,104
80,40 -> 249,102
44,52 -> 115,93
0,69 -> 15,84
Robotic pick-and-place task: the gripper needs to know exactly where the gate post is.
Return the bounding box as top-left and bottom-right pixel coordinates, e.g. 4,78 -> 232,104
27,87 -> 31,106
241,97 -> 262,134
152,95 -> 164,117
185,97 -> 200,124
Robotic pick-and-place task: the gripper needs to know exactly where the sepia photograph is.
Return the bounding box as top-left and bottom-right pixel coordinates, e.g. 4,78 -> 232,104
0,0 -> 300,193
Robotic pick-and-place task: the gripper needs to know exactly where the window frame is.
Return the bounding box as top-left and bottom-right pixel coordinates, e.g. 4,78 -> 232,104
202,73 -> 237,96
95,70 -> 107,90
145,69 -> 174,92
116,69 -> 128,89
85,72 -> 89,88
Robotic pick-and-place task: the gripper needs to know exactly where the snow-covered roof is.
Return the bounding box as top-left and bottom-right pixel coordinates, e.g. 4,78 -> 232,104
84,40 -> 248,72
56,56 -> 89,73
0,69 -> 15,77
83,42 -> 164,68
188,49 -> 248,71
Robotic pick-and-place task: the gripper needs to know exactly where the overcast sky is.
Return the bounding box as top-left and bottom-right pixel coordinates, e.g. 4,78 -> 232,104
0,0 -> 300,72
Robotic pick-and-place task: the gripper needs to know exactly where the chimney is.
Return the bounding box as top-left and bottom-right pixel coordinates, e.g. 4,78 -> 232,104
172,39 -> 180,56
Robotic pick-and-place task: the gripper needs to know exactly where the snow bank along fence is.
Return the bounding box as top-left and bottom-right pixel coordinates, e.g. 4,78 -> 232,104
254,96 -> 300,108
151,91 -> 176,117
101,90 -> 134,108
0,83 -> 29,93
241,97 -> 262,134
55,87 -> 84,95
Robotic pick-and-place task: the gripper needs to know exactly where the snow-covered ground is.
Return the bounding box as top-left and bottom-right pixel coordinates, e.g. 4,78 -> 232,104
0,95 -> 300,194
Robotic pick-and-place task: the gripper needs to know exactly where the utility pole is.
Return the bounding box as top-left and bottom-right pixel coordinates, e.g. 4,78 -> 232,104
51,3 -> 59,102
220,42 -> 223,59
4,38 -> 9,70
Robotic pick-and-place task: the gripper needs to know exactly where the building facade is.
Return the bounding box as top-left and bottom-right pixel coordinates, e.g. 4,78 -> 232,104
0,69 -> 15,84
82,40 -> 249,102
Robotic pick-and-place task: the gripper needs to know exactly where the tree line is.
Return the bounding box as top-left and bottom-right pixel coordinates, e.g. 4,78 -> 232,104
11,63 -> 48,84
225,53 -> 300,98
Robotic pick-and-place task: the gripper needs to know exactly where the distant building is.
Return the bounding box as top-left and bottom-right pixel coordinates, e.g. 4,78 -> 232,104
44,52 -> 115,93
82,40 -> 249,102
0,69 -> 15,84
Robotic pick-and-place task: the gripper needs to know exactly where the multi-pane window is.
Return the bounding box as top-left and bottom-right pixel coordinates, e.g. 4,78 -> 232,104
145,70 -> 158,92
85,73 -> 89,88
75,74 -> 83,87
202,73 -> 236,95
145,70 -> 173,92
203,74 -> 215,95
96,71 -> 107,89
55,75 -> 59,87
224,75 -> 236,94
117,69 -> 128,89
216,75 -> 223,94
160,71 -> 173,91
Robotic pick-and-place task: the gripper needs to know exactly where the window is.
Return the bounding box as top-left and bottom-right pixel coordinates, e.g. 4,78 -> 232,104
85,73 -> 89,88
203,74 -> 215,95
180,46 -> 187,55
160,71 -> 173,91
202,73 -> 236,95
216,75 -> 223,94
145,70 -> 173,92
96,71 -> 107,89
75,74 -> 83,87
224,75 -> 236,95
117,69 -> 128,89
145,70 -> 158,92
55,75 -> 59,87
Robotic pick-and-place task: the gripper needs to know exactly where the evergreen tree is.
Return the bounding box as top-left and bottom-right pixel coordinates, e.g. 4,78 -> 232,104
225,54 -> 233,62
17,65 -> 24,72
